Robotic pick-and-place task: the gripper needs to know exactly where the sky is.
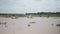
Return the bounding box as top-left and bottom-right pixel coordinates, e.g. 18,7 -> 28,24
0,0 -> 60,14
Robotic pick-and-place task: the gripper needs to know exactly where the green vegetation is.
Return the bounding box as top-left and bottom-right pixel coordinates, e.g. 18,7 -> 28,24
0,12 -> 60,17
26,12 -> 60,17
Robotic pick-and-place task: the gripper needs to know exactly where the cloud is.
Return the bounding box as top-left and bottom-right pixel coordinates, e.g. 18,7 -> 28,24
34,0 -> 42,1
0,0 -> 60,13
55,0 -> 60,1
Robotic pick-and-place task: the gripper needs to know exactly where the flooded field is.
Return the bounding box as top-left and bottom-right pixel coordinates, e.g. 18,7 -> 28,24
0,17 -> 60,34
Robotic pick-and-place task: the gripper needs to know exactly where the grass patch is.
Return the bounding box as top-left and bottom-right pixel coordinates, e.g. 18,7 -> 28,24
56,24 -> 60,27
29,22 -> 36,24
28,24 -> 31,27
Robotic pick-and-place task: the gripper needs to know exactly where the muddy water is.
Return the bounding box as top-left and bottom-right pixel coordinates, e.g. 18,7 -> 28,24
0,17 -> 60,34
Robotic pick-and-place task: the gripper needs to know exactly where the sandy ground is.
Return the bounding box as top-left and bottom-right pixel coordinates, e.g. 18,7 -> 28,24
0,17 -> 60,34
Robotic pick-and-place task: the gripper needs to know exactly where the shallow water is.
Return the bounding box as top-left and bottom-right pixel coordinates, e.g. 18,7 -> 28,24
0,17 -> 60,34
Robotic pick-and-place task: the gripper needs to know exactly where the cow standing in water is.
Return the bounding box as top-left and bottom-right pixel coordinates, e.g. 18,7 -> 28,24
27,15 -> 32,18
0,22 -> 7,27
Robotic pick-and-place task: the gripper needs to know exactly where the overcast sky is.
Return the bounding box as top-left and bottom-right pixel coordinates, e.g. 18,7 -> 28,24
0,0 -> 60,14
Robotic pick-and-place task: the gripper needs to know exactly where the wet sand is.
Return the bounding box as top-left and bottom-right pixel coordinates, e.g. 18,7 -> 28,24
0,17 -> 60,34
